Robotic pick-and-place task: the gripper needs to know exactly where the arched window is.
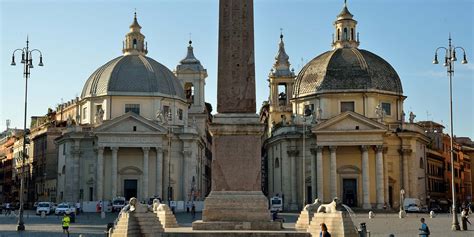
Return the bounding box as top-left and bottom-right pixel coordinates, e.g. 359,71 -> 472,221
133,39 -> 137,49
337,29 -> 341,40
343,28 -> 348,40
419,157 -> 424,168
351,28 -> 354,41
275,158 -> 280,168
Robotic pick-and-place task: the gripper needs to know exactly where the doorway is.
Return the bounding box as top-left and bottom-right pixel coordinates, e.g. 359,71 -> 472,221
389,186 -> 393,208
342,179 -> 357,207
124,179 -> 138,200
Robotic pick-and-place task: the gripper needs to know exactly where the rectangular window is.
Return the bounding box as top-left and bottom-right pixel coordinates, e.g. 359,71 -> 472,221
163,105 -> 170,119
382,102 -> 391,116
178,108 -> 183,120
125,104 -> 140,115
340,101 -> 355,113
82,107 -> 87,119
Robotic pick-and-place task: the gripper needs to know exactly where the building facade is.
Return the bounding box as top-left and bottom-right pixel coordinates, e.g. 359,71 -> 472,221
54,13 -> 212,204
261,3 -> 429,211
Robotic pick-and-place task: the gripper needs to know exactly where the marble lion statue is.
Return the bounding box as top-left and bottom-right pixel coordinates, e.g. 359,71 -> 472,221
129,197 -> 138,212
303,198 -> 322,212
152,199 -> 161,212
317,198 -> 339,213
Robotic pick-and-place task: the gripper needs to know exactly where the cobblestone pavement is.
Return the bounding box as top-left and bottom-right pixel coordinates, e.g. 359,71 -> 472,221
1,210 -> 473,237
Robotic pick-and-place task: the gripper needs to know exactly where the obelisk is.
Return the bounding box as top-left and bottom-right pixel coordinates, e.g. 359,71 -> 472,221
192,0 -> 281,230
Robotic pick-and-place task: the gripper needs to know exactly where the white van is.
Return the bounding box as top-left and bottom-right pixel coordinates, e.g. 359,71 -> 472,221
270,196 -> 283,212
403,198 -> 421,212
36,202 -> 52,215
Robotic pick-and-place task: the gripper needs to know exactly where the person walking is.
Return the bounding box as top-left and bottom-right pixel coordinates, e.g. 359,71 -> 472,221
461,208 -> 471,230
191,203 -> 196,219
419,217 -> 430,237
320,223 -> 331,237
62,211 -> 71,237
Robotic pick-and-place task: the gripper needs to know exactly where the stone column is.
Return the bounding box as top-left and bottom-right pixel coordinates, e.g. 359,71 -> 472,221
142,147 -> 150,200
288,149 -> 299,210
384,148 -> 389,207
183,150 -> 192,201
316,146 -> 324,201
111,147 -> 118,199
310,148 -> 317,202
329,146 -> 337,200
401,149 -> 411,196
361,145 -> 371,209
72,140 -> 81,201
156,147 -> 163,197
97,146 -> 104,201
376,145 -> 385,209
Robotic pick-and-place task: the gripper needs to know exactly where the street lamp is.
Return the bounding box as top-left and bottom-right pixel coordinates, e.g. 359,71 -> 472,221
302,107 -> 312,206
10,36 -> 44,231
166,111 -> 172,206
432,35 -> 468,231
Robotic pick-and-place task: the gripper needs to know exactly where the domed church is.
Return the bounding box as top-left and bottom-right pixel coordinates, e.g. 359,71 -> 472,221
261,2 -> 429,210
55,13 -> 211,204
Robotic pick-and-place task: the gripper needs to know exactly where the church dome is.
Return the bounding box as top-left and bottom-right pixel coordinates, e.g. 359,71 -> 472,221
294,48 -> 403,97
81,13 -> 185,100
81,54 -> 185,99
294,2 -> 402,98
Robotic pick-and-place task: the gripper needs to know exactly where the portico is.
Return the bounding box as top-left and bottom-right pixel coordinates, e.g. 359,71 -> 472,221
311,111 -> 388,209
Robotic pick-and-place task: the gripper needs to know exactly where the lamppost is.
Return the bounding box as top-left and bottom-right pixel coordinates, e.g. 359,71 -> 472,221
166,111 -> 172,206
302,107 -> 312,206
432,35 -> 468,231
10,36 -> 44,231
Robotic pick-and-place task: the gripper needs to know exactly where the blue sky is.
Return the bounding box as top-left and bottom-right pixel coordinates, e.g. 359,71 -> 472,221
1,0 -> 473,138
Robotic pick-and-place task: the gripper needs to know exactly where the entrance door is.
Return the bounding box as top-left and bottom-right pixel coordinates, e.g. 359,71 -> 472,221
342,179 -> 357,207
124,179 -> 138,200
389,186 -> 393,208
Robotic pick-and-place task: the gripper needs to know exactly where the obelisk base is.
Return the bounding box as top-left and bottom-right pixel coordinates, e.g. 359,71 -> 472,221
193,114 -> 280,230
193,191 -> 281,230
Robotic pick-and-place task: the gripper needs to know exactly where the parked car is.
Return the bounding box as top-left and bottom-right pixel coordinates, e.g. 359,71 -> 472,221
36,202 -> 53,215
112,197 -> 126,212
404,198 -> 422,213
55,203 -> 75,215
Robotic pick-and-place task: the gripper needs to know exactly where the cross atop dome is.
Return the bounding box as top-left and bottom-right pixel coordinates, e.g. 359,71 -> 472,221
122,11 -> 148,55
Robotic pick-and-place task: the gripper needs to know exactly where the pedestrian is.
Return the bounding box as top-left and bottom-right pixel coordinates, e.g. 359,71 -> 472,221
320,223 -> 331,237
5,203 -> 11,216
419,217 -> 430,237
191,203 -> 196,219
461,208 -> 471,230
62,211 -> 71,237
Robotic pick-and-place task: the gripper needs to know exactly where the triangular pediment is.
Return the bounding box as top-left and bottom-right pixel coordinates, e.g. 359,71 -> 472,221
94,112 -> 167,134
314,111 -> 387,133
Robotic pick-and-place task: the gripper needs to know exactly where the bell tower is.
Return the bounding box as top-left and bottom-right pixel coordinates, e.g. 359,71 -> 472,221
332,1 -> 360,49
268,33 -> 295,129
122,12 -> 148,55
175,40 -> 207,114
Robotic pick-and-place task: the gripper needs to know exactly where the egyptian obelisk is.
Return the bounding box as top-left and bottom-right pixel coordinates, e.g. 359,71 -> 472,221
192,0 -> 281,230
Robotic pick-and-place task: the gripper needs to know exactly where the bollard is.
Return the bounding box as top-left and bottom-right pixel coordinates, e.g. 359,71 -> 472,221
101,211 -> 106,219
368,211 -> 375,219
41,211 -> 46,219
358,222 -> 367,237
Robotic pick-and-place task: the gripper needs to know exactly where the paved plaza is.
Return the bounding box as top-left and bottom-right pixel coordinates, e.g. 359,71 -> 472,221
0,211 -> 473,237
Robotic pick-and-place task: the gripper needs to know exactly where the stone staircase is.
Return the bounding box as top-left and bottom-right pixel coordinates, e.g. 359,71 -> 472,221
295,210 -> 312,230
110,205 -> 164,237
156,204 -> 179,228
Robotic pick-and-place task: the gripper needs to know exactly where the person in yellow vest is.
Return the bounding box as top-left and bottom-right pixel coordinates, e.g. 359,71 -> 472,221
62,211 -> 71,237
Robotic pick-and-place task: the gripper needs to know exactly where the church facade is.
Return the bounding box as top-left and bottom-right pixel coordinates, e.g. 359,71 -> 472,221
54,13 -> 211,204
261,3 -> 429,210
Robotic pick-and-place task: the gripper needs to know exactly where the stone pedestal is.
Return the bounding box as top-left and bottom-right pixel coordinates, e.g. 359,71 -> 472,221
193,114 -> 280,230
307,212 -> 358,237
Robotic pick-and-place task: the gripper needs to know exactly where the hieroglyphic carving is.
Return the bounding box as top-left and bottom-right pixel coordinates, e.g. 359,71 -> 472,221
217,0 -> 256,113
